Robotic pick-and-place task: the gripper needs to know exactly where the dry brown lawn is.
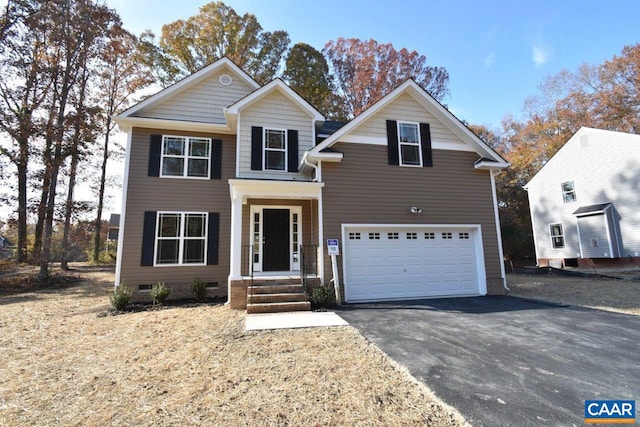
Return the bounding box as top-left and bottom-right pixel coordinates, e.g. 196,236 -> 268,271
0,265 -> 466,426
507,273 -> 640,316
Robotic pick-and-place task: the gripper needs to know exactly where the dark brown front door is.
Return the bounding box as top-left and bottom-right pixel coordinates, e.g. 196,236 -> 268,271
262,209 -> 290,271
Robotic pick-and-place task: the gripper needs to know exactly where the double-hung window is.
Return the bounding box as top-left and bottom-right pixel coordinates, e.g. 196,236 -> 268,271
161,136 -> 211,178
155,212 -> 208,265
561,181 -> 576,203
263,129 -> 287,171
398,122 -> 422,166
549,223 -> 565,249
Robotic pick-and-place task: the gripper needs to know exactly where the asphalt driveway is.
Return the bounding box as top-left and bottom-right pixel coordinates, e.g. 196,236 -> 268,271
337,296 -> 640,426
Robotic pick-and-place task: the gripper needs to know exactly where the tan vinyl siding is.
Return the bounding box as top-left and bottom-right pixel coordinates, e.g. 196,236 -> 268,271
134,70 -> 255,124
237,90 -> 314,181
321,143 -> 504,295
119,127 -> 233,291
350,93 -> 468,149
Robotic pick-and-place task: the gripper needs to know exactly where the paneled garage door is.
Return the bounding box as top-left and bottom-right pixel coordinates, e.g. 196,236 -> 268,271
343,225 -> 486,302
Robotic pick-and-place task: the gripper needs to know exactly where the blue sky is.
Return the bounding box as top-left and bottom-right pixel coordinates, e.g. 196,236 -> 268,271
106,0 -> 640,129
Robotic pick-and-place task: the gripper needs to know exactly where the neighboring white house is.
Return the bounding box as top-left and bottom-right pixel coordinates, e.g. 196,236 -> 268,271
524,127 -> 640,268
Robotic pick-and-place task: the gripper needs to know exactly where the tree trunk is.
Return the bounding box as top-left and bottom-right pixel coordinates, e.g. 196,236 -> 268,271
60,149 -> 79,270
92,117 -> 111,262
16,146 -> 28,263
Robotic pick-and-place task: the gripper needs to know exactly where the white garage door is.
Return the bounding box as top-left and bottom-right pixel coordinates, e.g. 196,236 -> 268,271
343,225 -> 486,302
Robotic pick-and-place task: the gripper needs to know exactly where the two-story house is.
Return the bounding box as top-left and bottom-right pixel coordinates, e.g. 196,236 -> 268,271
114,57 -> 509,311
525,127 -> 640,268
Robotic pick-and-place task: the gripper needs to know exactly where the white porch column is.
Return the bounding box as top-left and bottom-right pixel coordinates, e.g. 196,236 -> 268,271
228,192 -> 244,285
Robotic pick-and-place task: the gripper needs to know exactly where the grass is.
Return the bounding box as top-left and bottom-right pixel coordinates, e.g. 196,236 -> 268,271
0,265 -> 466,426
507,272 -> 640,315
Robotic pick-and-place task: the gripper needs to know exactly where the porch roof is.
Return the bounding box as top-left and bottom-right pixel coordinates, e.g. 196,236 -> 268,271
229,179 -> 323,203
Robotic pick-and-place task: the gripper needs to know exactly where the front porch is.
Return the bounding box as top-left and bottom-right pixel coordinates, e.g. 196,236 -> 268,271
227,179 -> 324,310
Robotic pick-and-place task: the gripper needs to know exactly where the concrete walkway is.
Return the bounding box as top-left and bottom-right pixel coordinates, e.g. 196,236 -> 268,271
245,310 -> 349,331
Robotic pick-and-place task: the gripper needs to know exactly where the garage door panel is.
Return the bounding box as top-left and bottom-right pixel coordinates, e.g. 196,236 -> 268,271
344,225 -> 483,302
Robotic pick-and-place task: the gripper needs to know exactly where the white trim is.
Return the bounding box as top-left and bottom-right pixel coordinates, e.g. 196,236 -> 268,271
309,80 -> 506,165
397,121 -> 423,167
490,170 -> 508,289
549,223 -> 565,250
263,127 -> 288,172
603,205 -> 615,258
228,179 -> 323,203
114,132 -> 133,288
249,205 -> 303,272
114,116 -> 233,134
561,180 -> 577,203
317,196 -> 325,284
235,114 -> 241,178
160,135 -> 212,179
116,58 -> 259,119
576,218 -> 584,258
339,134 -> 480,153
152,212 -> 208,267
226,79 -> 325,121
340,223 -> 487,302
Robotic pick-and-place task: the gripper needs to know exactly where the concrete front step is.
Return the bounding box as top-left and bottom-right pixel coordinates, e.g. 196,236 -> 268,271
247,301 -> 311,314
248,292 -> 307,304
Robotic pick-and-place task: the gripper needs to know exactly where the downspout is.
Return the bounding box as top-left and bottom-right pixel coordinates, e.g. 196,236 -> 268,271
302,153 -> 319,182
490,169 -> 510,292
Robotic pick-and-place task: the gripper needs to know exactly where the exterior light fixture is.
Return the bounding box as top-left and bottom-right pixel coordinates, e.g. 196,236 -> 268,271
410,206 -> 423,214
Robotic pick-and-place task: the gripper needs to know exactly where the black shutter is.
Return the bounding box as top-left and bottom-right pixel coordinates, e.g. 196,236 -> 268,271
141,211 -> 157,266
210,139 -> 222,179
420,123 -> 433,167
287,129 -> 299,172
251,126 -> 263,170
207,212 -> 219,265
148,135 -> 162,176
386,120 -> 399,165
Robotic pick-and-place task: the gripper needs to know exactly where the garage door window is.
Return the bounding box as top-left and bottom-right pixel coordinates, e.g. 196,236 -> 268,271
388,232 -> 399,239
459,232 -> 470,239
368,232 -> 380,240
406,232 -> 417,239
425,232 -> 435,239
442,232 -> 453,239
349,232 -> 361,240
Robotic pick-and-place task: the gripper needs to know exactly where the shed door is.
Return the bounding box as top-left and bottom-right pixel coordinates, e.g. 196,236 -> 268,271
343,226 -> 484,302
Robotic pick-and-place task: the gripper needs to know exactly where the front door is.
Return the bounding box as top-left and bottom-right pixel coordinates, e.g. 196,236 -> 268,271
262,209 -> 290,271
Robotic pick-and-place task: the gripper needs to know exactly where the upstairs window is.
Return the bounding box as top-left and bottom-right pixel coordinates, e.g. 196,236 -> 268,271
161,136 -> 210,178
398,122 -> 422,166
549,223 -> 565,249
251,126 -> 298,173
561,181 -> 576,203
386,120 -> 432,167
263,129 -> 287,171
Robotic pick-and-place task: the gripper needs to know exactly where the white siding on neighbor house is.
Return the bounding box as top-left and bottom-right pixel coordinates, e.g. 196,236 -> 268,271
527,128 -> 640,260
134,68 -> 255,124
237,89 -> 315,180
347,93 -> 472,151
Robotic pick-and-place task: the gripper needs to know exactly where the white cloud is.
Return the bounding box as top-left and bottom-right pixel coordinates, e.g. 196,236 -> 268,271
484,52 -> 495,68
532,43 -> 550,66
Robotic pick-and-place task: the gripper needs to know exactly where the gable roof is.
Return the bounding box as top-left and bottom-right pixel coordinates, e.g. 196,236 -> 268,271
524,127 -> 640,189
225,78 -> 325,121
309,79 -> 508,168
573,203 -> 612,217
114,57 -> 260,133
118,57 -> 259,119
